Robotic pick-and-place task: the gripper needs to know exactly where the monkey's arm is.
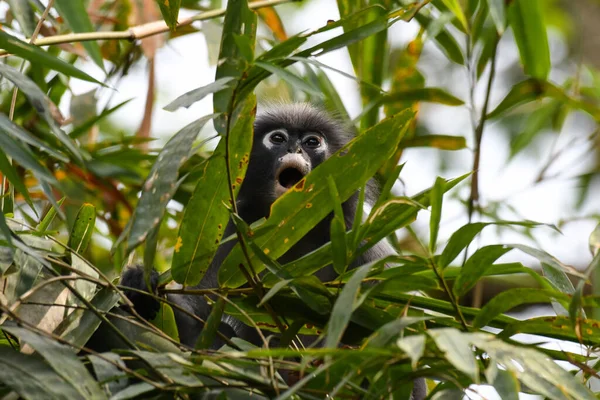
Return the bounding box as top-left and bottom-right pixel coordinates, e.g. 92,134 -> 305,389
120,265 -> 161,320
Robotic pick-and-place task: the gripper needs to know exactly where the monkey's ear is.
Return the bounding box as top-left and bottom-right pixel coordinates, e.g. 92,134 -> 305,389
120,265 -> 160,321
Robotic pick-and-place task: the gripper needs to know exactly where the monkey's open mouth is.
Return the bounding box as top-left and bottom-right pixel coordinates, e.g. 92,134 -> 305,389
274,155 -> 310,196
278,167 -> 304,189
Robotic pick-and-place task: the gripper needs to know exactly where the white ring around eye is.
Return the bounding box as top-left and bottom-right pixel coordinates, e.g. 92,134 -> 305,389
262,129 -> 288,150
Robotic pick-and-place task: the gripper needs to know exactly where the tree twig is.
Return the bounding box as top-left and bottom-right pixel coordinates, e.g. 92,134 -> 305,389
0,0 -> 300,57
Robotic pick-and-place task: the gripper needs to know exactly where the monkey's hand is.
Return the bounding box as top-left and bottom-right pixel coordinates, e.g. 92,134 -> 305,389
120,265 -> 161,321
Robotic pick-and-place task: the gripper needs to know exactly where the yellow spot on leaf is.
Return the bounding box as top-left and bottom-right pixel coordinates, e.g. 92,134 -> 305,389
306,203 -> 312,208
55,170 -> 67,181
284,238 -> 289,244
264,248 -> 270,255
174,237 -> 183,252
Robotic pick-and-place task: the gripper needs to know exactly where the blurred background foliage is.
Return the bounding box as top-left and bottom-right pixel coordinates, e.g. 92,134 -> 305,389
1,0 -> 600,398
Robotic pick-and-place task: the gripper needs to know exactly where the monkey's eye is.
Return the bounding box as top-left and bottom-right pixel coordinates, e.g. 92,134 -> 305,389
269,132 -> 287,144
303,136 -> 321,148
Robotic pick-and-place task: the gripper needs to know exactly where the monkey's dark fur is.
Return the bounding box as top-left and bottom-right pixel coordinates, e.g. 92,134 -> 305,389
121,103 -> 426,399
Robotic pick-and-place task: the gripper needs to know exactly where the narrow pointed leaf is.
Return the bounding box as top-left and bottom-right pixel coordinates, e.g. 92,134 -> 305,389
2,327 -> 105,399
171,99 -> 254,286
0,63 -> 84,163
472,289 -> 570,329
325,262 -> 372,348
0,348 -> 86,400
54,0 -> 104,69
119,114 -> 217,255
156,0 -> 181,31
0,30 -> 100,83
507,0 -> 550,79
67,203 -> 96,255
164,77 -> 235,111
428,328 -> 478,381
213,0 -> 257,133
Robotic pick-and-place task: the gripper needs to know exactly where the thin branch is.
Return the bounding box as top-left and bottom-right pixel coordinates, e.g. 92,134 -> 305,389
0,0 -> 301,57
467,35 -> 499,222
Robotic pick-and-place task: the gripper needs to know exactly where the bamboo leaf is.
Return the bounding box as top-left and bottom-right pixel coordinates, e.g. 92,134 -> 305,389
429,328 -> 478,381
325,262 -> 372,348
155,0 -> 181,31
117,114 -> 217,255
163,77 -> 235,112
0,63 -> 85,163
54,0 -> 104,69
67,203 -> 96,255
0,347 -> 87,400
472,289 -> 570,329
507,0 -> 550,79
2,326 -> 105,399
213,0 -> 257,134
0,30 -> 100,83
171,99 -> 254,286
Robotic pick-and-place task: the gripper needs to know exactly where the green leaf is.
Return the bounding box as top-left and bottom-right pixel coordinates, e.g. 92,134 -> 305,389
507,0 -> 550,79
397,334 -> 425,369
7,0 -> 36,36
488,367 -> 519,400
155,0 -> 181,31
486,0 -> 506,34
325,262 -> 373,348
429,177 -> 445,253
470,333 -> 596,400
0,113 -> 67,162
436,223 -> 486,270
0,115 -> 57,185
219,110 -> 415,288
37,198 -> 65,234
70,99 -> 132,139
0,30 -> 100,83
440,0 -> 468,32
67,203 -> 96,255
0,347 -> 87,400
453,245 -> 512,298
378,88 -> 464,107
499,316 -> 599,344
414,12 -> 465,65
401,134 -> 467,150
336,3 -> 388,130
0,148 -> 34,211
472,288 -> 570,329
163,77 -> 235,112
366,317 -> 433,348
87,353 -> 128,396
118,113 -> 217,256
2,326 -> 105,399
213,0 -> 257,134
428,328 -> 478,381
54,0 -> 104,69
149,302 -> 179,342
195,297 -> 225,350
171,99 -> 254,286
54,287 -> 121,348
255,61 -> 322,96
328,177 -> 347,275
0,63 -> 85,163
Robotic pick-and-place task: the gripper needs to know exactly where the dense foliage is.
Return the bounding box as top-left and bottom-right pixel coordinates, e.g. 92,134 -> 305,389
1,0 -> 600,398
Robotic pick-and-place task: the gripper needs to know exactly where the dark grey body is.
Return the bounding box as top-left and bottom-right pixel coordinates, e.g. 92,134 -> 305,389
121,104 -> 426,399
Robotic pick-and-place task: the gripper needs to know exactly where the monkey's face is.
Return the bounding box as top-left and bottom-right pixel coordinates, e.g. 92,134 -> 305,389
238,104 -> 350,221
259,128 -> 329,198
